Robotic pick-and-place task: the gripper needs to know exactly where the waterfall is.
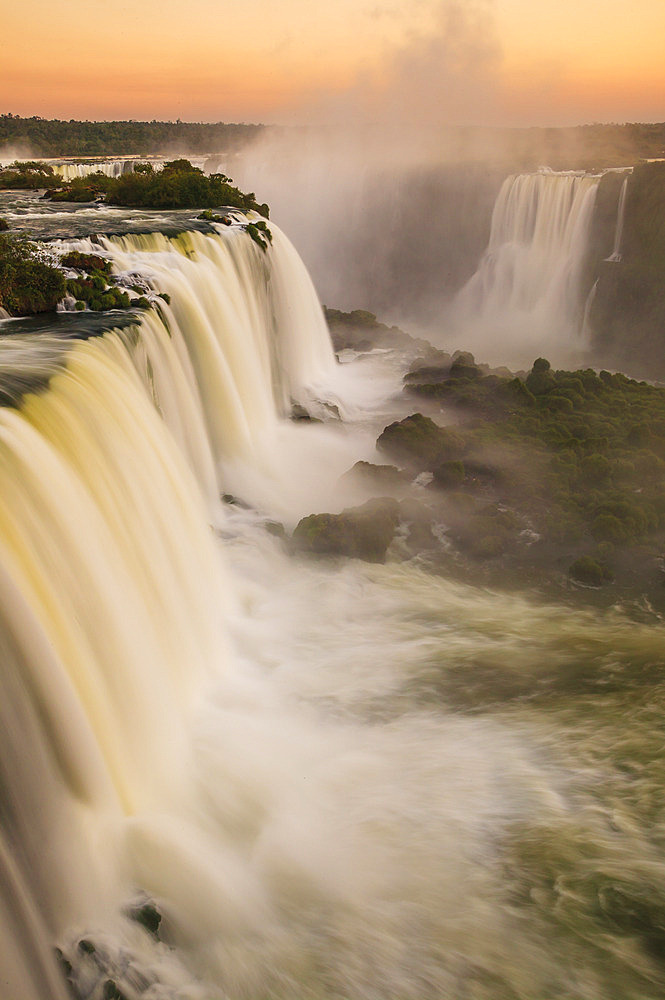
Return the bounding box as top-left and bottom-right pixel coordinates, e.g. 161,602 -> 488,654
51,160 -> 144,181
606,175 -> 629,262
452,170 -> 600,363
0,218 -> 346,996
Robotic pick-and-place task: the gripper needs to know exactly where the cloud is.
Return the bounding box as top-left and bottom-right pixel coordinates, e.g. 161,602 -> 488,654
290,0 -> 502,132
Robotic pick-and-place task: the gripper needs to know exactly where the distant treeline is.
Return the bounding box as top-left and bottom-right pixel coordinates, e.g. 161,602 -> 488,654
0,115 -> 263,156
2,114 -> 665,165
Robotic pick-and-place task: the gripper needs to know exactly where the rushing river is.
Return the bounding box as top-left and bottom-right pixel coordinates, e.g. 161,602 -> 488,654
0,189 -> 664,1000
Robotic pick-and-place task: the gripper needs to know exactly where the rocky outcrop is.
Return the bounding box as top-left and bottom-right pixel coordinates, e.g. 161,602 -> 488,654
292,498 -> 401,562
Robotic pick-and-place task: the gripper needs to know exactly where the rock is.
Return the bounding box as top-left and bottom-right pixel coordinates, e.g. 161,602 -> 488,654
340,461 -> 411,492
398,499 -> 437,552
432,460 -> 465,488
449,350 -> 481,380
291,403 -> 316,421
103,981 -> 127,1000
293,498 -> 400,562
403,362 -> 451,385
377,413 -> 465,471
126,898 -> 161,939
222,493 -> 251,508
569,556 -> 614,586
265,520 -> 287,540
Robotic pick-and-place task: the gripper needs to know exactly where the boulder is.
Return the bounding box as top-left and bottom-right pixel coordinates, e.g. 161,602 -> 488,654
293,498 -> 400,562
340,461 -> 411,492
377,413 -> 464,471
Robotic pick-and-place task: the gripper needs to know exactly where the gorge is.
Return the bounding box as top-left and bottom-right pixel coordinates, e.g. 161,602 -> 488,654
0,146 -> 665,1000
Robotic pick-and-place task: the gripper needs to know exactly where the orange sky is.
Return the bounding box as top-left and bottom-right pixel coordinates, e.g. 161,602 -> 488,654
2,0 -> 664,125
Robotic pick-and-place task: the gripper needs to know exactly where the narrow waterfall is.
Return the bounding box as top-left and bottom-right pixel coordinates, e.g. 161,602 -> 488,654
606,175 -> 629,262
452,170 -> 600,363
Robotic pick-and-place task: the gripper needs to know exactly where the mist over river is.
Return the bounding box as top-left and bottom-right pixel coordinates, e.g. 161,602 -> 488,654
0,179 -> 664,1000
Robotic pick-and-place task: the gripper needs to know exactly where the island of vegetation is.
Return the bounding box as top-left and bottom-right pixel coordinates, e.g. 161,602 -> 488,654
0,158 -> 269,215
294,310 -> 665,611
0,233 -> 65,314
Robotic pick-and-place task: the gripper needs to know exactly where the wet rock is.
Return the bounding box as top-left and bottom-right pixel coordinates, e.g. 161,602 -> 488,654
126,898 -> 162,939
340,461 -> 411,493
403,361 -> 451,385
449,350 -> 481,380
103,981 -> 127,1000
293,497 -> 400,562
398,499 -> 438,552
432,460 -> 465,488
377,413 -> 465,471
291,402 -> 323,422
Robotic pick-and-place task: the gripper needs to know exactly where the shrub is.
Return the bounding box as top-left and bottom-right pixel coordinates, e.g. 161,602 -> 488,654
569,556 -> 613,586
0,234 -> 65,315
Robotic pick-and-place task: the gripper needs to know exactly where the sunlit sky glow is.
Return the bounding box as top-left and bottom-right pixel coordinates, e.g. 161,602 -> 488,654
2,0 -> 664,125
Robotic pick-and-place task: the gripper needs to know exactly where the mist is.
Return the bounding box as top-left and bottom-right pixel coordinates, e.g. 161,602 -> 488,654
223,0 -> 635,370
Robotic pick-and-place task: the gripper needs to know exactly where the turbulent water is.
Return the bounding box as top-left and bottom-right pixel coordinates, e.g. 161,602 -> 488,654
0,196 -> 665,1000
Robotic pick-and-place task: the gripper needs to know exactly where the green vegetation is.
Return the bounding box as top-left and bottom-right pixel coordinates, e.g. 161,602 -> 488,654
293,498 -> 401,563
47,171 -> 113,202
378,413 -> 465,470
0,159 -> 63,190
245,220 -> 272,251
0,234 -> 65,315
2,115 -> 665,168
401,354 -> 665,600
45,159 -> 269,214
0,114 -> 262,157
60,250 -> 164,312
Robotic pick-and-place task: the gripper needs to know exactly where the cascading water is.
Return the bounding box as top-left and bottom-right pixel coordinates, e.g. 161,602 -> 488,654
451,169 -> 600,364
2,215 -> 665,1000
51,160 -> 144,181
606,175 -> 629,262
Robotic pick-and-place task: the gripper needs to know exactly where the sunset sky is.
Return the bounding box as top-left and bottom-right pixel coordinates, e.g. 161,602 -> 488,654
2,0 -> 664,126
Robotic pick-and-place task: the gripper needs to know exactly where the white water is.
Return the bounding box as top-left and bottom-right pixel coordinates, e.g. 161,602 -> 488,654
451,170 -> 600,366
606,176 -> 629,262
1,219 -> 665,1000
51,160 -> 144,181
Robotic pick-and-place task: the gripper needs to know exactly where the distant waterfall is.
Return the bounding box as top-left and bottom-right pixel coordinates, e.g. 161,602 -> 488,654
606,175 -> 629,262
452,170 -> 600,363
51,159 -> 144,180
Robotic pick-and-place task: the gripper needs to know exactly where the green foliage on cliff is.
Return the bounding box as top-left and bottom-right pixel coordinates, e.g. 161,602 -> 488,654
0,234 -> 65,315
404,356 -> 665,592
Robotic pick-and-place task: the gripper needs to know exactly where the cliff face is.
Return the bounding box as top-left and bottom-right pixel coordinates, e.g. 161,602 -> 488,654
588,163 -> 665,379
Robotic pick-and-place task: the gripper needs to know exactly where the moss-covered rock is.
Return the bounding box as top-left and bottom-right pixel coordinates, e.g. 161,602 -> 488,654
340,461 -> 411,492
293,498 -> 401,562
432,460 -> 465,488
377,413 -> 465,470
569,556 -> 614,586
